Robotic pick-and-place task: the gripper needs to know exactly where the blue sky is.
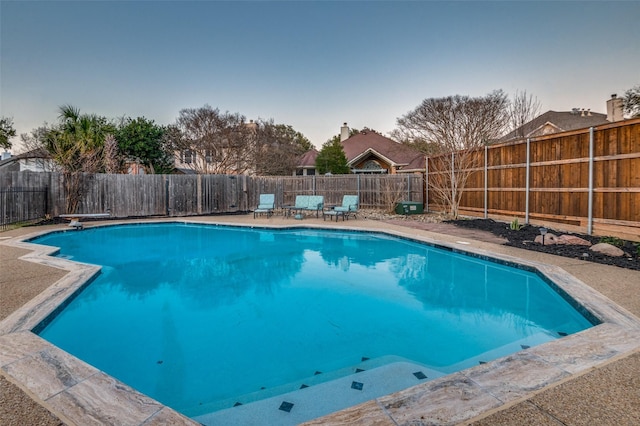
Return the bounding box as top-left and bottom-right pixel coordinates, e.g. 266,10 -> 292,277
2,1 -> 639,151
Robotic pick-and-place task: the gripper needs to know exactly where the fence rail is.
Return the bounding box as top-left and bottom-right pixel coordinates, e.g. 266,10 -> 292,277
426,118 -> 640,241
0,172 -> 423,223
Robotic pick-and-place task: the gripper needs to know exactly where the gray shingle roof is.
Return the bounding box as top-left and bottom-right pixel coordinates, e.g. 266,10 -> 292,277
500,110 -> 609,141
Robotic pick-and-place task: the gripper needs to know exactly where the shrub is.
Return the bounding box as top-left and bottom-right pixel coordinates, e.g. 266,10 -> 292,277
509,217 -> 524,231
598,236 -> 624,247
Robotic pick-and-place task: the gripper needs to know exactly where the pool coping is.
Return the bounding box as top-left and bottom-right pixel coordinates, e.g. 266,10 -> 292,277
2,218 -> 640,425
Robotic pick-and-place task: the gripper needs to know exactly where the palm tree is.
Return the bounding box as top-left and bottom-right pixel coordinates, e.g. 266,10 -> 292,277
46,105 -> 112,213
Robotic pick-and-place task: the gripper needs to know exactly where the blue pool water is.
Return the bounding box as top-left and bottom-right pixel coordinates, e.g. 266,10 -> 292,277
33,223 -> 595,418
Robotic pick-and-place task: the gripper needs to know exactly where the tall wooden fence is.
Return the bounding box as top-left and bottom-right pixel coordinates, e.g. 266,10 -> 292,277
0,187 -> 48,230
0,172 -> 423,225
427,118 -> 640,241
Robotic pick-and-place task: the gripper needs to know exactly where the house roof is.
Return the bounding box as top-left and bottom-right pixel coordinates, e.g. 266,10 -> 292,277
342,130 -> 425,171
500,110 -> 609,141
297,149 -> 318,168
0,148 -> 52,167
295,130 -> 425,172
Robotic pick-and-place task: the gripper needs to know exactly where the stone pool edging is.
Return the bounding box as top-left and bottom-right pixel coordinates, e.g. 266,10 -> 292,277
1,218 -> 640,426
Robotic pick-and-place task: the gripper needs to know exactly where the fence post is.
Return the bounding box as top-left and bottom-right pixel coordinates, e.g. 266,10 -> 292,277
425,157 -> 429,213
587,127 -> 594,235
164,175 -> 170,216
484,146 -> 488,219
197,174 -> 202,215
44,185 -> 49,218
407,174 -> 411,200
451,152 -> 456,216
525,138 -> 530,224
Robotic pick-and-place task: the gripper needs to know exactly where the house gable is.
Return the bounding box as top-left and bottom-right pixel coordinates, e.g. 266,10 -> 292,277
500,109 -> 609,142
295,126 -> 425,175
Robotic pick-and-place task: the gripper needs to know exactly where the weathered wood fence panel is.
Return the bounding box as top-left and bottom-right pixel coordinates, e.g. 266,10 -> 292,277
0,172 -> 52,228
0,172 -> 424,225
426,118 -> 640,240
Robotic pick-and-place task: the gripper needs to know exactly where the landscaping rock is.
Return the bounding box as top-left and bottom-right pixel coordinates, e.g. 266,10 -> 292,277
556,235 -> 592,246
590,243 -> 625,257
446,218 -> 639,271
535,234 -> 592,246
534,233 -> 559,245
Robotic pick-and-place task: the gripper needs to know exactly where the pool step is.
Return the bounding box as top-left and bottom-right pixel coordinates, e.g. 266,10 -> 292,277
184,355 -> 438,415
445,330 -> 563,373
192,360 -> 446,426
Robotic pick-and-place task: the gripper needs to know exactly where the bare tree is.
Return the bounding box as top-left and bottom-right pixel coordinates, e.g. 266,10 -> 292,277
380,177 -> 408,213
508,90 -> 542,138
170,105 -> 255,174
21,125 -> 58,171
395,90 -> 509,218
103,134 -> 122,173
623,84 -> 640,118
253,120 -> 312,176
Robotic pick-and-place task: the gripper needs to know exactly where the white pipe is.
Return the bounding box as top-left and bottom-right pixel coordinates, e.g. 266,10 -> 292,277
484,146 -> 488,219
587,127 -> 594,235
425,156 -> 429,213
451,152 -> 455,216
525,138 -> 530,224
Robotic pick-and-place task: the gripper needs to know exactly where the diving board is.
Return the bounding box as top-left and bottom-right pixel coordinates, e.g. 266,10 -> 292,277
59,213 -> 111,229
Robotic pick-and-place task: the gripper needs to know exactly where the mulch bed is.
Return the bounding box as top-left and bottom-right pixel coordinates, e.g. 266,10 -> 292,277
446,218 -> 640,271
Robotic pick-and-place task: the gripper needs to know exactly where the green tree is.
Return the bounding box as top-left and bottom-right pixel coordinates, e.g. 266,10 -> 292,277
116,117 -> 174,173
315,138 -> 349,174
623,85 -> 640,118
0,117 -> 17,150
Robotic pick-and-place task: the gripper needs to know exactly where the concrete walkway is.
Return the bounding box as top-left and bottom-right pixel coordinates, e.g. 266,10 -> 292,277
1,215 -> 639,425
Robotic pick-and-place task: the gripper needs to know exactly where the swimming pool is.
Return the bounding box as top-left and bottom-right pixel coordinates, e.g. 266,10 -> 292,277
30,223 -> 596,422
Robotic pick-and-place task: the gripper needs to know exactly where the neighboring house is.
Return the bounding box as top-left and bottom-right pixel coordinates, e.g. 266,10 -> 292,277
295,149 -> 319,176
174,120 -> 259,175
500,94 -> 624,142
0,148 -> 56,173
125,159 -> 147,175
295,123 -> 425,175
174,149 -> 203,174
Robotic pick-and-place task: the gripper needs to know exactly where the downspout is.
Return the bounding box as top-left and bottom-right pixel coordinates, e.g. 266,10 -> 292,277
451,152 -> 456,217
484,146 -> 488,219
587,127 -> 594,235
525,138 -> 530,224
425,156 -> 429,213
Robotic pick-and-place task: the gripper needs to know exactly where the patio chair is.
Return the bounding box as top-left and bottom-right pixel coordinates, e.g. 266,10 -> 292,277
332,195 -> 359,219
253,194 -> 275,218
283,195 -> 309,218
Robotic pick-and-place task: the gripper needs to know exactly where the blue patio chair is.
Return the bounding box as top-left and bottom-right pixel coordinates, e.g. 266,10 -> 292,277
253,194 -> 275,218
333,195 -> 359,219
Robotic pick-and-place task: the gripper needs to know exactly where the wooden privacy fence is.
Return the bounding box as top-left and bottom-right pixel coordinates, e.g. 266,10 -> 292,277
0,187 -> 48,230
427,118 -> 640,241
0,172 -> 423,223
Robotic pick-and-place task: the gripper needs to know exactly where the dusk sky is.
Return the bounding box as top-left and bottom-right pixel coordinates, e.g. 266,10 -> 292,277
2,1 -> 639,151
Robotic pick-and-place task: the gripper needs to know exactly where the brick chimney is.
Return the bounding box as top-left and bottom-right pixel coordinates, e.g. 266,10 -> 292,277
606,94 -> 624,122
340,123 -> 350,142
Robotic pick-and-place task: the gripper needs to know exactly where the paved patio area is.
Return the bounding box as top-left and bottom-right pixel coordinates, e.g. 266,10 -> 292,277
1,214 -> 639,425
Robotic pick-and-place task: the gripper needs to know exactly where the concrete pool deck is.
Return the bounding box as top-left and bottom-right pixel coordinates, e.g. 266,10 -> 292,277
1,215 -> 640,425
